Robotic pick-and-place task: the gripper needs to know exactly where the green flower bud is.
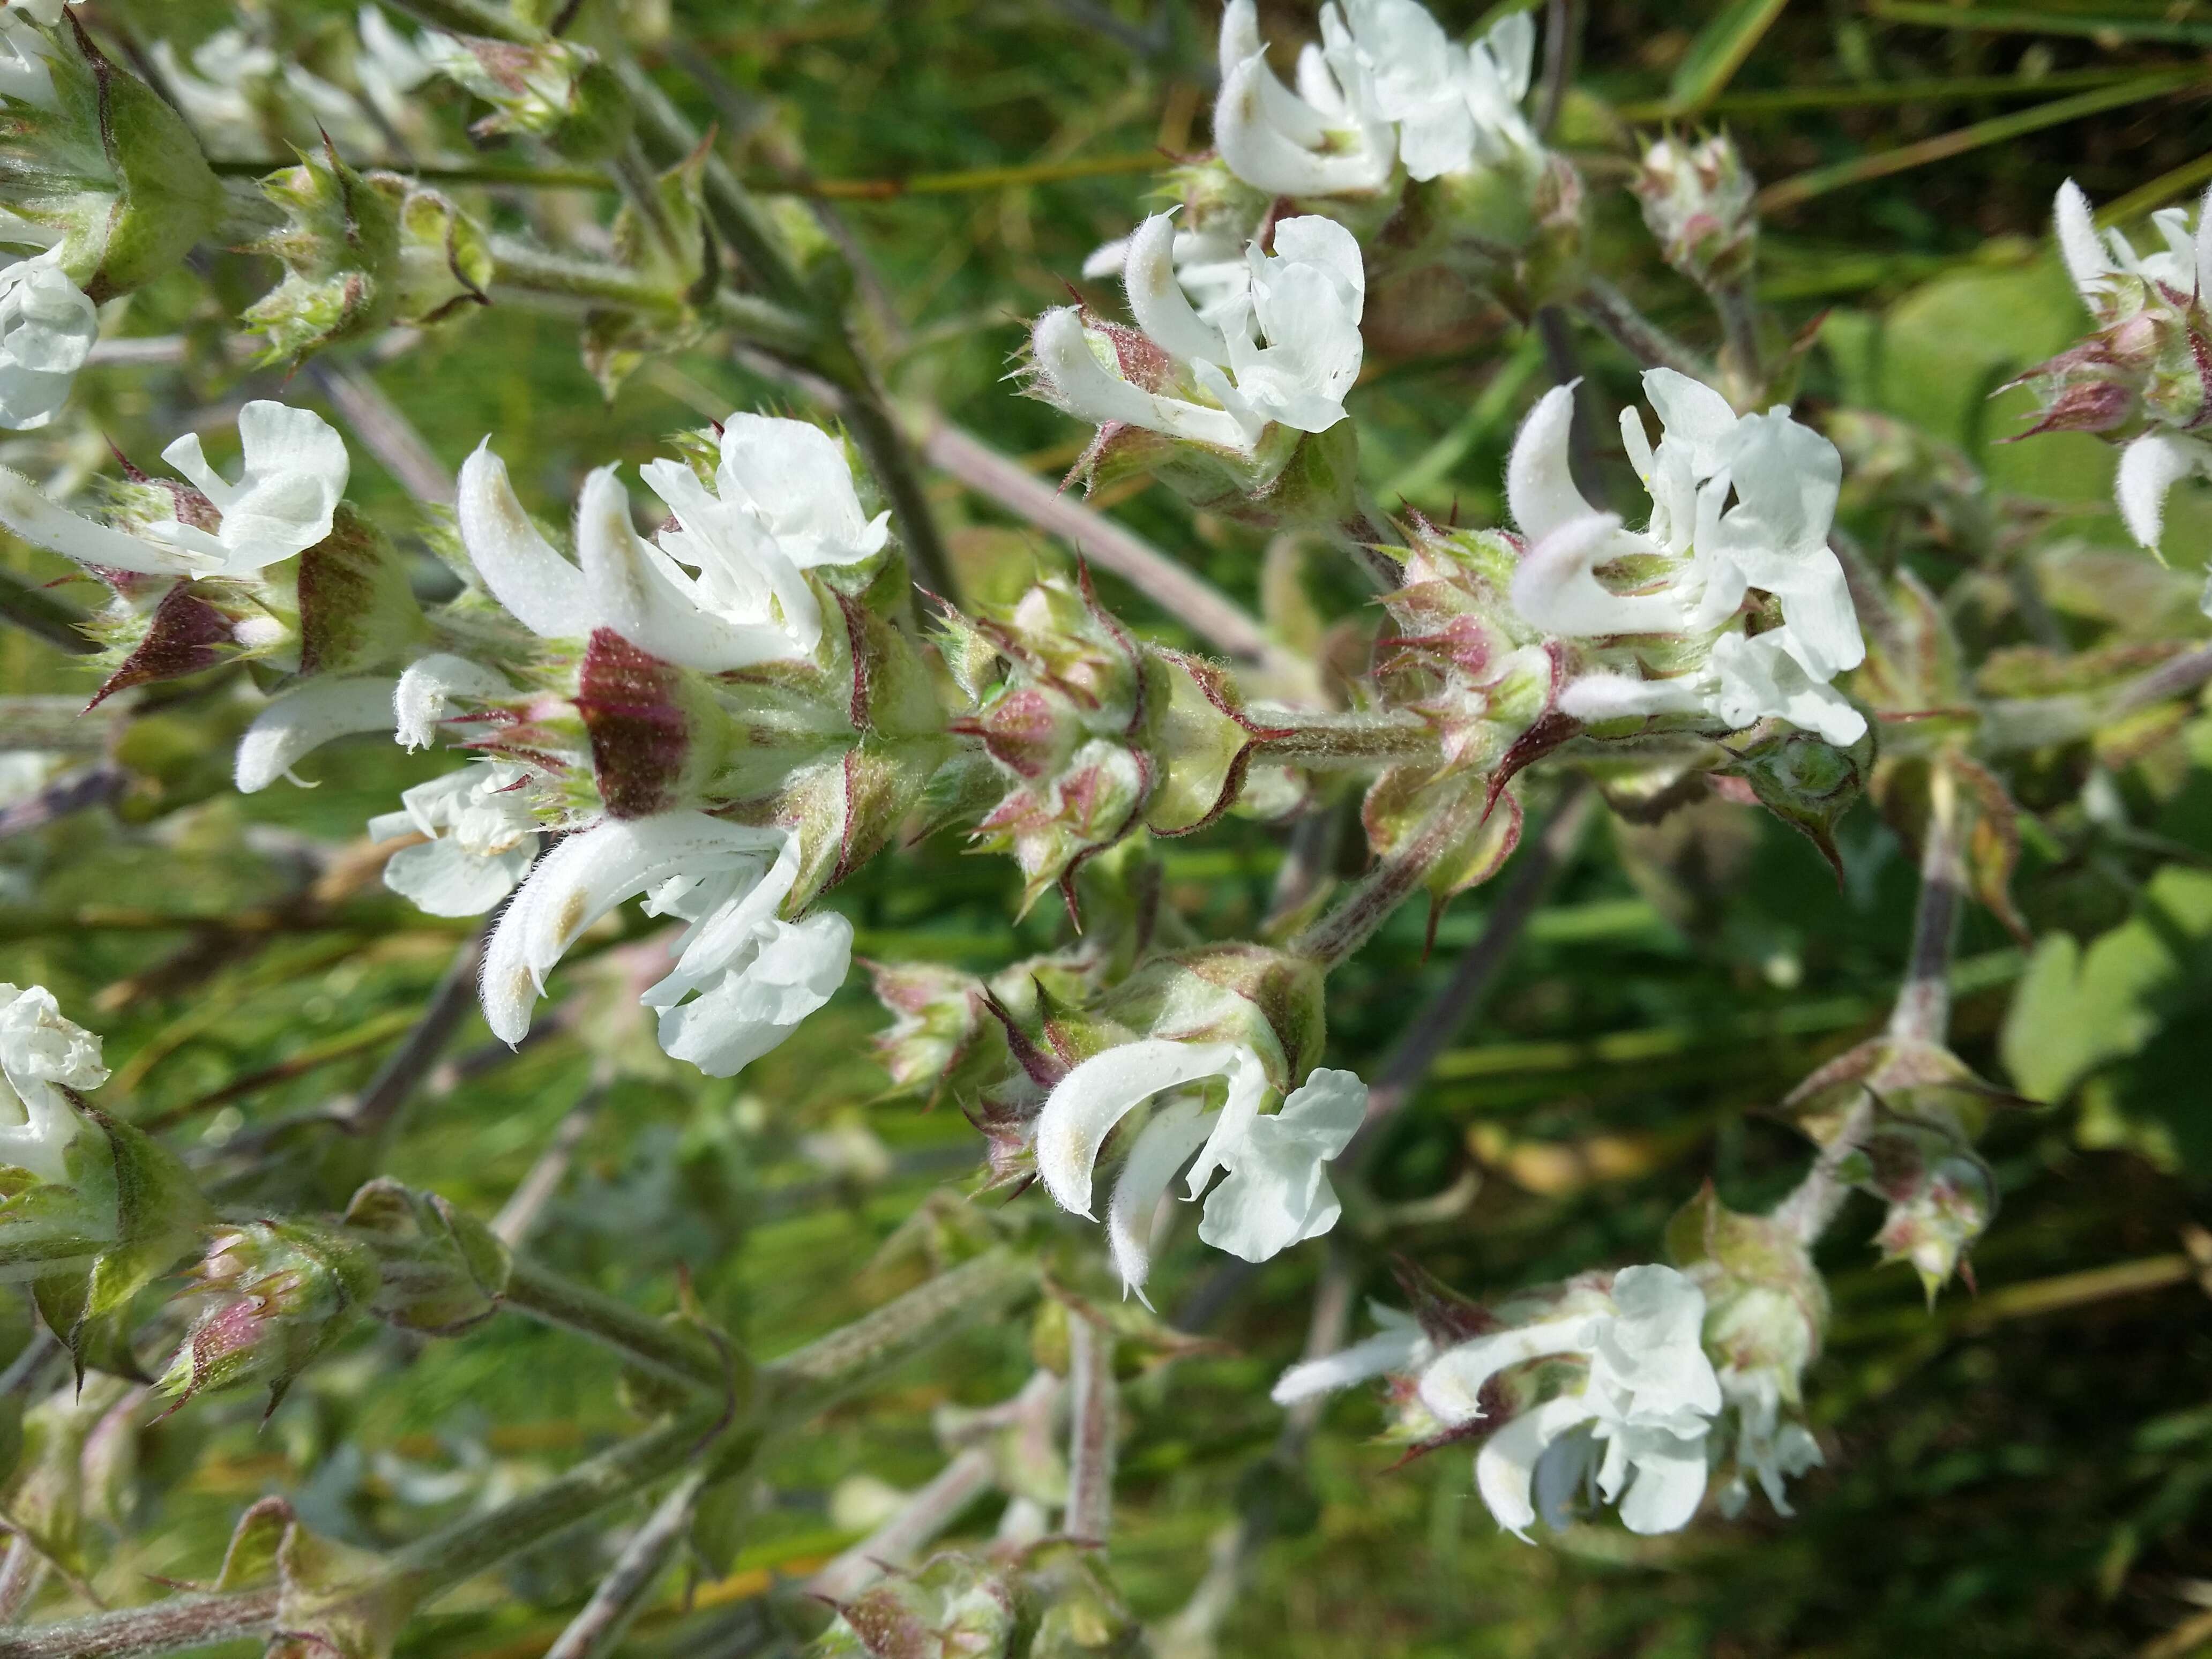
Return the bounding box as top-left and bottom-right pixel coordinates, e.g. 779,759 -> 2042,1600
0,20 -> 222,300
341,1178 -> 511,1336
1720,715 -> 1874,883
424,32 -> 631,162
157,1219 -> 379,1417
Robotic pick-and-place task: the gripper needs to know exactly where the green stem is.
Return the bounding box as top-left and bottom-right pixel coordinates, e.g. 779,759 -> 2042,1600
763,1246 -> 1035,1416
384,0 -> 541,44
503,1255 -> 739,1397
1288,782 -> 1491,970
1576,275 -> 1712,378
0,567 -> 94,656
487,236 -> 686,314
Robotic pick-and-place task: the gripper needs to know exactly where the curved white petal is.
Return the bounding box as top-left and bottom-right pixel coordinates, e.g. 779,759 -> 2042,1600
1709,630 -> 1866,746
1271,1311 -> 1424,1406
2053,180 -> 2113,304
383,835 -> 534,917
1215,53 -> 1392,197
1035,1039 -> 1246,1220
1417,1315 -> 1596,1426
455,441 -> 593,638
1034,308 -> 1254,451
1506,384 -> 1600,542
1613,1428 -> 1710,1535
394,653 -> 512,751
157,401 -> 348,573
2116,430 -> 2207,550
1195,1066 -> 1366,1262
1512,514 -> 1686,637
0,463 -> 207,576
234,676 -> 400,793
479,811 -> 781,1045
716,414 -> 887,567
1558,671 -> 1710,724
1105,1094 -> 1215,1305
577,466 -> 799,671
1125,213 -> 1230,366
1639,369 -> 1739,479
654,910 -> 853,1077
1476,1394 -> 1600,1543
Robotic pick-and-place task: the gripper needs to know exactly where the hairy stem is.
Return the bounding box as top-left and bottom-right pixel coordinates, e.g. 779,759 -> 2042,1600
1246,709 -> 1444,772
1773,765 -> 1962,1244
1064,1311 -> 1117,1544
542,1468 -> 709,1659
1288,784 -> 1490,970
0,569 -> 94,657
1715,280 -> 1763,401
502,1256 -> 738,1396
1576,275 -> 1712,378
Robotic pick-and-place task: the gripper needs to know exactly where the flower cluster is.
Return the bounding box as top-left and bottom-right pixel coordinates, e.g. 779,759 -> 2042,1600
1508,369 -> 1867,748
2015,180 -> 2212,552
1276,1264 -> 1731,1537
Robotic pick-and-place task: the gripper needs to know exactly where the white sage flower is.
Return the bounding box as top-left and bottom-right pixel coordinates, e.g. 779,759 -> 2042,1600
1036,1037 -> 1366,1304
1340,1 -> 1537,180
1507,370 -> 1866,746
0,982 -> 104,1186
0,250 -> 93,430
369,761 -> 540,917
1272,1302 -> 1433,1405
152,401 -> 350,573
234,675 -> 400,793
2042,180 -> 2212,551
457,414 -> 886,670
1430,1265 -> 1721,1540
1213,0 -> 1394,198
1032,213 -> 1365,455
0,1 -> 76,113
479,810 -> 850,1078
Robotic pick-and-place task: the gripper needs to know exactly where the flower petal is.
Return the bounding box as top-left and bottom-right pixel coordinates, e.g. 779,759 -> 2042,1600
1506,385 -> 1601,542
1417,1314 -> 1596,1426
1195,1067 -> 1366,1263
1125,213 -> 1229,366
716,414 -> 887,567
1271,1310 -> 1424,1406
455,441 -> 593,637
383,835 -> 533,918
1476,1393 -> 1599,1543
234,676 -> 399,793
0,462 -> 207,576
1640,369 -> 1739,479
2116,429 -> 2206,550
654,911 -> 853,1078
1614,1428 -> 1710,1535
2053,180 -> 2113,305
1512,513 -> 1687,637
394,652 -> 512,751
1035,1038 -> 1246,1220
1104,1094 -> 1215,1305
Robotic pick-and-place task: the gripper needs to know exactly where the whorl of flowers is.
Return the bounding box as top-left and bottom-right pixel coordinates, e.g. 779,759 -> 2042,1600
2014,180 -> 2212,552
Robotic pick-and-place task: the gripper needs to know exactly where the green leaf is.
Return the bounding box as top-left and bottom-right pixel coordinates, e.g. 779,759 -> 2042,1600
1668,0 -> 1793,114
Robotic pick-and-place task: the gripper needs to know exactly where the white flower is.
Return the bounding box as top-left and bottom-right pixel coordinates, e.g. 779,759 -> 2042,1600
1715,1368 -> 1823,1519
1213,0 -> 1395,198
1273,1265 -> 1724,1541
457,415 -> 886,670
1033,213 -> 1364,455
1035,1037 -> 1367,1304
234,675 -> 400,793
369,760 -> 540,917
393,653 -> 514,752
0,250 -> 94,431
0,1 -> 75,113
1436,1265 -> 1721,1540
0,982 -> 104,1186
479,811 -> 850,1079
2049,180 -> 2212,551
1340,1 -> 1537,181
151,401 -> 350,574
1507,370 -> 1866,746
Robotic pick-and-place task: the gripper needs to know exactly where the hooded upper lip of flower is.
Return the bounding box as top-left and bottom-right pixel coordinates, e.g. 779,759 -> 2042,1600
1033,1036 -> 1368,1305
1033,212 -> 1366,455
0,399 -> 349,582
0,981 -> 106,1186
477,809 -> 852,1079
1505,369 -> 1867,746
456,414 -> 888,671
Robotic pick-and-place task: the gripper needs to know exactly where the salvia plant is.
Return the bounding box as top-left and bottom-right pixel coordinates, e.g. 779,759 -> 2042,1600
0,0 -> 2201,1654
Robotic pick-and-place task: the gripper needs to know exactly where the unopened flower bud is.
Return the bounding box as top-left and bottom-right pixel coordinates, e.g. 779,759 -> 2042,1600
0,21 -> 223,301
424,32 -> 631,161
813,1551 -> 1021,1659
245,143 -> 401,365
158,1220 -> 379,1416
1635,132 -> 1757,290
341,1178 -> 512,1335
1849,1112 -> 1997,1301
